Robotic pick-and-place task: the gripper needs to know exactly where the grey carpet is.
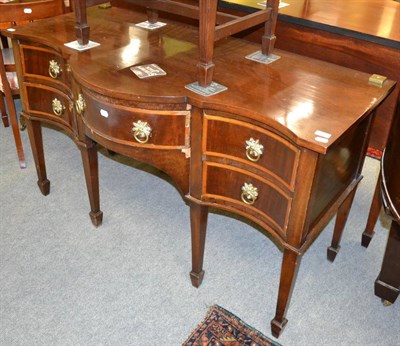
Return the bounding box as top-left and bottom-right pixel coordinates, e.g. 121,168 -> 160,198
1,102 -> 399,345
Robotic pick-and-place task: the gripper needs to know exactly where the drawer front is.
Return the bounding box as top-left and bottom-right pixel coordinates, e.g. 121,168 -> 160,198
203,162 -> 291,236
204,113 -> 300,190
20,44 -> 70,86
24,84 -> 74,130
82,92 -> 190,148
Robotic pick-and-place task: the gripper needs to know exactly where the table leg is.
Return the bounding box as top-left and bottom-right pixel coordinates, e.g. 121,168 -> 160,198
327,187 -> 357,262
3,92 -> 26,169
190,204 -> 208,288
72,0 -> 89,45
375,221 -> 400,304
79,137 -> 103,227
25,118 -> 50,195
197,0 -> 217,87
261,0 -> 279,55
362,172 -> 382,247
146,8 -> 158,23
271,248 -> 302,338
0,93 -> 9,127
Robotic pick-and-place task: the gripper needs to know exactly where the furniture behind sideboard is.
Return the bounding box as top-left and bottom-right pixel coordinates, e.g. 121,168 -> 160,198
216,0 -> 400,157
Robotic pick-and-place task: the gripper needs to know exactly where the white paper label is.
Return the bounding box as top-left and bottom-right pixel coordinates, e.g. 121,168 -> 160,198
100,109 -> 109,118
315,136 -> 329,143
314,130 -> 332,139
23,8 -> 32,13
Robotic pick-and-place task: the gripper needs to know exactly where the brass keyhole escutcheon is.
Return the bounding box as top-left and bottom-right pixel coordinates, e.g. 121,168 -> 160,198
75,94 -> 86,115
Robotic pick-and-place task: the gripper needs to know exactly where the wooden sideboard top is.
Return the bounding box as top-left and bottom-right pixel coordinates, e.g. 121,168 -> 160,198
220,0 -> 400,47
4,6 -> 395,153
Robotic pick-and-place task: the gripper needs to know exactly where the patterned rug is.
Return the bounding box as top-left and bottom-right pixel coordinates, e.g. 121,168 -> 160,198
182,305 -> 282,346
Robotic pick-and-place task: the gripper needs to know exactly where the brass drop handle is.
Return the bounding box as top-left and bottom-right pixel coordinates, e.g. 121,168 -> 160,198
75,94 -> 86,115
245,138 -> 264,162
132,120 -> 152,144
241,182 -> 258,205
48,60 -> 62,79
52,98 -> 65,116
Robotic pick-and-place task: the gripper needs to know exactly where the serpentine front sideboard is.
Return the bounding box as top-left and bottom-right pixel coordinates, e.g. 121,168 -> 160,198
4,5 -> 395,337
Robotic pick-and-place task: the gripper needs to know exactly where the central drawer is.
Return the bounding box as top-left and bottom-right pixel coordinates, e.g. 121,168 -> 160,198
82,92 -> 190,148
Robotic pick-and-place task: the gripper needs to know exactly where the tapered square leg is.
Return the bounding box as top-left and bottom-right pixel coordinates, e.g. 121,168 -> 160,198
190,204 -> 208,288
25,118 -> 50,195
362,173 -> 382,248
80,138 -> 103,227
328,187 -> 357,262
271,249 -> 302,338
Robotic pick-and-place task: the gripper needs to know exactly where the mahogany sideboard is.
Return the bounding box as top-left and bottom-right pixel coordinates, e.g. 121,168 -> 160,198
4,6 -> 396,337
215,0 -> 400,157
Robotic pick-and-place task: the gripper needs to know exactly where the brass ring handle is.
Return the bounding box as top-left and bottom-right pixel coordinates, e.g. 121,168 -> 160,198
48,60 -> 62,79
241,182 -> 258,205
132,120 -> 152,144
52,98 -> 65,116
75,94 -> 86,115
245,138 -> 264,162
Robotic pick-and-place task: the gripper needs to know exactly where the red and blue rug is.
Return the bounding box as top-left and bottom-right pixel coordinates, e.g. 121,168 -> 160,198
182,305 -> 282,346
